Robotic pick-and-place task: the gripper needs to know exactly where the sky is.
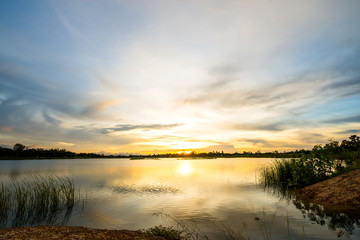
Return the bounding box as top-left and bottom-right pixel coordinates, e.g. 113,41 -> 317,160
1,0 -> 360,154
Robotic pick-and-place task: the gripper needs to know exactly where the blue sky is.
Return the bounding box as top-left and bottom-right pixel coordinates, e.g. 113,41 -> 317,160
1,0 -> 360,154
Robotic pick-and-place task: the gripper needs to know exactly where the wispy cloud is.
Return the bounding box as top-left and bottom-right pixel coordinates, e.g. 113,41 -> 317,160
337,129 -> 360,134
58,142 -> 75,146
324,114 -> 360,124
98,123 -> 182,134
184,68 -> 360,113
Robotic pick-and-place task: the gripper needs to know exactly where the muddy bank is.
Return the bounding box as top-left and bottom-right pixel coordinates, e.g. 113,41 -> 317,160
297,169 -> 360,215
0,225 -> 167,240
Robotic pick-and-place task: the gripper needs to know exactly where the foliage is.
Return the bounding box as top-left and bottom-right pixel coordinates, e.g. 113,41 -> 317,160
142,225 -> 184,240
0,145 -> 109,159
259,135 -> 360,188
13,143 -> 26,152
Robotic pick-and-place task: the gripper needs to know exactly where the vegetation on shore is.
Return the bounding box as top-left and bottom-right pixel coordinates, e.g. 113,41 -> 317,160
259,135 -> 360,188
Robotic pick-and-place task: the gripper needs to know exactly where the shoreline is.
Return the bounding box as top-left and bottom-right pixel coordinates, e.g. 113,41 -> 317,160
0,225 -> 167,240
297,168 -> 360,216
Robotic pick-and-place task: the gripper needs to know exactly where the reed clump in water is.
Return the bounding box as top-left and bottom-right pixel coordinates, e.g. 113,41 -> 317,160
149,212 -> 247,240
258,155 -> 346,189
0,176 -> 80,228
259,136 -> 360,189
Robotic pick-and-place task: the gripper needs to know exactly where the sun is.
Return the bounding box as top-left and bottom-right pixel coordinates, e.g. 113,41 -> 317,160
177,150 -> 192,155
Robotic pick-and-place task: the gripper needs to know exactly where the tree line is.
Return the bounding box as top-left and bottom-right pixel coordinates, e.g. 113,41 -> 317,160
1,135 -> 359,161
0,143 -> 119,159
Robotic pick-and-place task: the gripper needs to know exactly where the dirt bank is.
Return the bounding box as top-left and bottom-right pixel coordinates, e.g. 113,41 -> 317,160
0,225 -> 167,240
297,169 -> 360,215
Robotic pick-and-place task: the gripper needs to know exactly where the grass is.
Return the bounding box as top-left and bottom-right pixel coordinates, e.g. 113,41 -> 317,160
142,225 -> 184,240
145,211 -> 314,240
258,155 -> 345,188
258,159 -> 293,187
148,212 -> 249,240
0,175 -> 82,228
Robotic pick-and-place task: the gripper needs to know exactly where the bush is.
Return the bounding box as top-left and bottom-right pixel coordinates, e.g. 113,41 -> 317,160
259,154 -> 345,188
142,225 -> 184,240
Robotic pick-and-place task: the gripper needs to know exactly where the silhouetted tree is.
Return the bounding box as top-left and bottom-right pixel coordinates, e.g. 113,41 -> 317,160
13,143 -> 26,152
341,135 -> 360,151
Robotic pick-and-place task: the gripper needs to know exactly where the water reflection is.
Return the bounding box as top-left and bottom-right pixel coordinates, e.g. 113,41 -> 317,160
263,185 -> 360,236
178,161 -> 192,176
293,195 -> 360,236
111,184 -> 180,194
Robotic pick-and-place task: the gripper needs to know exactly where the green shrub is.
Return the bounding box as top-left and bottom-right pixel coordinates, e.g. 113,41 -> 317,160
259,154 -> 345,188
142,225 -> 184,240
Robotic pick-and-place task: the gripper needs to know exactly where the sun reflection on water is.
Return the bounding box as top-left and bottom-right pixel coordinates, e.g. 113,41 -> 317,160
178,161 -> 192,176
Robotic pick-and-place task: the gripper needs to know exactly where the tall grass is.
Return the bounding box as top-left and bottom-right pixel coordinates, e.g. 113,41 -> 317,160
258,155 -> 345,188
0,175 -> 81,228
149,212 -> 250,240
258,159 -> 293,187
146,211 -> 312,240
0,183 -> 11,227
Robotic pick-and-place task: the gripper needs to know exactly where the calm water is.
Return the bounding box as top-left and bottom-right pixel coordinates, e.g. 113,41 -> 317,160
0,158 -> 359,239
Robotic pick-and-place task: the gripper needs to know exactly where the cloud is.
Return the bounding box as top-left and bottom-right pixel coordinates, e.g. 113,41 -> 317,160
324,114 -> 360,124
337,129 -> 360,134
58,142 -> 75,146
81,100 -> 120,117
43,111 -> 62,125
0,59 -> 121,119
0,94 -> 134,151
98,123 -> 182,134
200,144 -> 237,153
184,69 -> 360,112
232,122 -> 285,132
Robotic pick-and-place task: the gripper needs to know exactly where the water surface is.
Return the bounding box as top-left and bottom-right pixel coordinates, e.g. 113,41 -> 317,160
0,158 -> 359,239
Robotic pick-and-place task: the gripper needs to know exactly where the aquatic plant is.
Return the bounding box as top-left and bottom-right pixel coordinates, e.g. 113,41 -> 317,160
0,175 -> 82,228
152,211 -> 246,240
258,153 -> 346,188
149,211 -> 314,240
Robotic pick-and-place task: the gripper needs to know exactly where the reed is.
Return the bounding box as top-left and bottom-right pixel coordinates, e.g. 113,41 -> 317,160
258,159 -> 293,187
0,175 -> 80,228
150,212 -> 246,240
258,155 -> 344,188
147,211 -> 312,240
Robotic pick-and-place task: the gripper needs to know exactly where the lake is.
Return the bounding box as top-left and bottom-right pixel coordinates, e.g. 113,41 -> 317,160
0,158 -> 359,239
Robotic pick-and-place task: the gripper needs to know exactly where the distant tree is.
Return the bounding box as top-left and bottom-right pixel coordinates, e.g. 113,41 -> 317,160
341,135 -> 360,151
13,143 -> 26,152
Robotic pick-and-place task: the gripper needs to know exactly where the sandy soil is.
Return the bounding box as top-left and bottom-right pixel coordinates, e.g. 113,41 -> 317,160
297,168 -> 360,215
0,225 -> 167,240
